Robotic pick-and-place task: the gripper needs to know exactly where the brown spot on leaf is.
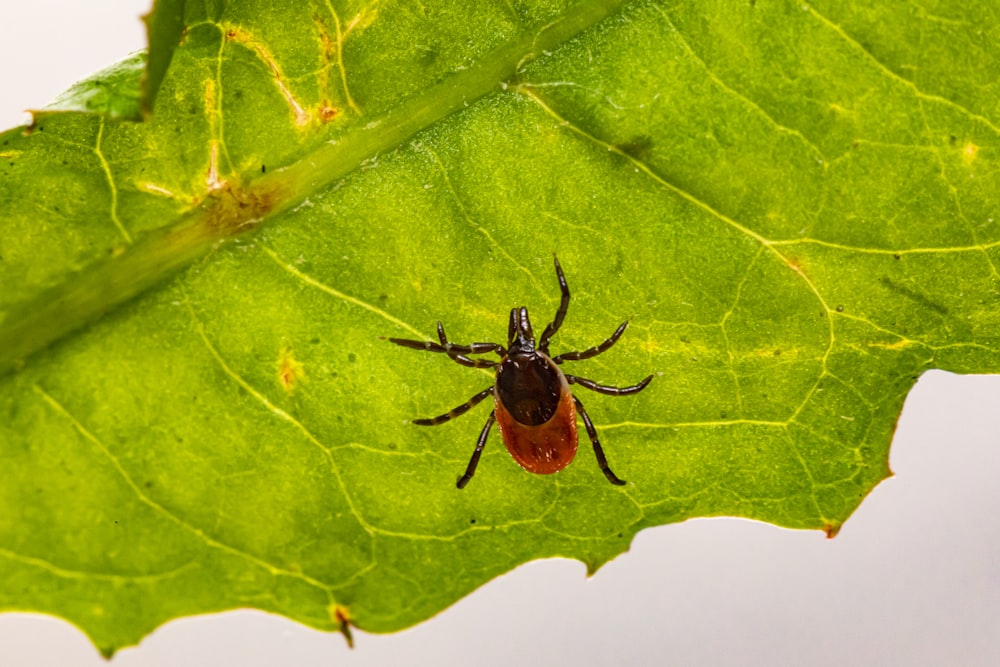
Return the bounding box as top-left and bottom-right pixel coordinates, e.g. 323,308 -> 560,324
200,179 -> 283,238
277,346 -> 305,392
222,24 -> 311,125
319,104 -> 339,122
334,606 -> 354,648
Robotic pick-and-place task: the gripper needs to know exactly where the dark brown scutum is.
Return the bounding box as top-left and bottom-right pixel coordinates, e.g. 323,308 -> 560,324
495,351 -> 563,425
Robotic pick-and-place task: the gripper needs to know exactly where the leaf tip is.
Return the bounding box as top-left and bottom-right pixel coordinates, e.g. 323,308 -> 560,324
332,605 -> 355,648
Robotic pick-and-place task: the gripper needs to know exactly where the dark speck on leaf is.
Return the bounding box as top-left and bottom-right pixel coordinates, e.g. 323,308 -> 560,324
261,164 -> 266,173
310,337 -> 320,344
618,134 -> 655,161
379,294 -> 388,301
949,135 -> 957,145
893,254 -> 901,260
387,442 -> 397,450
348,353 -> 357,362
880,276 -> 949,315
419,47 -> 439,67
836,305 -> 844,312
774,349 -> 782,356
470,518 -> 476,524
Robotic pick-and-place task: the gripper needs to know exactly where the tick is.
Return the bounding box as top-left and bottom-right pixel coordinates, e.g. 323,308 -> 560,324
389,256 -> 652,488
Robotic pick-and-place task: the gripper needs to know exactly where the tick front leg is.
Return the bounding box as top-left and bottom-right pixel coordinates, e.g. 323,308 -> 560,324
388,326 -> 503,369
566,374 -> 653,396
436,322 -> 503,368
457,410 -> 496,489
539,255 -> 571,353
551,320 -> 629,363
574,396 -> 626,486
413,387 -> 493,426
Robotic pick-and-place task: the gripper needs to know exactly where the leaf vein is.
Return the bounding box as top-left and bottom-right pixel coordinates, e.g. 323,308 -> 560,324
31,383 -> 340,592
652,5 -> 827,162
804,2 -> 1000,136
94,118 -> 132,244
263,246 -> 425,337
0,546 -> 196,584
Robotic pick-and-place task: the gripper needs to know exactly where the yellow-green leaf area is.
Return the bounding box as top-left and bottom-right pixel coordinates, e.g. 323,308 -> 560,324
1,0 -> 999,656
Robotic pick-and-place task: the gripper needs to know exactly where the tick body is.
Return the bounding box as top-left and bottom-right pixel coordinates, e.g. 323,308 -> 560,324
389,256 -> 652,488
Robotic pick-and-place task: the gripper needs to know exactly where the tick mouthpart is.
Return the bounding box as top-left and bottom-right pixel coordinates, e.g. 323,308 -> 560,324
508,306 -> 535,352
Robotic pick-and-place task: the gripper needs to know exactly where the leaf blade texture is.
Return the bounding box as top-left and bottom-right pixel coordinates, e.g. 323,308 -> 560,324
1,0 -> 998,654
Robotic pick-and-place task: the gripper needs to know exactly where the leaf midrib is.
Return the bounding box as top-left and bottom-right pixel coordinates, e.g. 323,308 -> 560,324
0,0 -> 629,378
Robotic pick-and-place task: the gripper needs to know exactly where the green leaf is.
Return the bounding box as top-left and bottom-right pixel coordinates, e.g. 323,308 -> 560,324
2,0 -> 999,655
33,1 -> 185,123
37,52 -> 147,122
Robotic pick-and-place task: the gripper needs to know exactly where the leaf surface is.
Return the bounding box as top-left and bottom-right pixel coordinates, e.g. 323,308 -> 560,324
1,0 -> 999,654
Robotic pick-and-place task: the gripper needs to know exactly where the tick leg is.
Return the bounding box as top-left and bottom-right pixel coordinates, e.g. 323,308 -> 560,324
551,320 -> 629,363
457,410 -> 496,489
574,396 -> 626,486
436,322 -> 503,368
566,374 -> 653,396
413,387 -> 494,426
539,255 -> 570,353
388,325 -> 504,369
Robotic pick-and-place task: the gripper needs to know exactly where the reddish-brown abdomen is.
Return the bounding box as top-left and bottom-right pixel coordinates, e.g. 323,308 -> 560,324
494,374 -> 578,474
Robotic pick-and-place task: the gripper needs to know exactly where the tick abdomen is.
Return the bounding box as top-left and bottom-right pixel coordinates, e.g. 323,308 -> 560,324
494,351 -> 579,474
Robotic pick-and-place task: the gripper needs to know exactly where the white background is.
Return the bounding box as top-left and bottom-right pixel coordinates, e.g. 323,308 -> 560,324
2,2 -> 999,665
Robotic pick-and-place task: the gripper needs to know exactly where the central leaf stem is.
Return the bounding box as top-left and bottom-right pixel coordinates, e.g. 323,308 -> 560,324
0,0 -> 629,376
